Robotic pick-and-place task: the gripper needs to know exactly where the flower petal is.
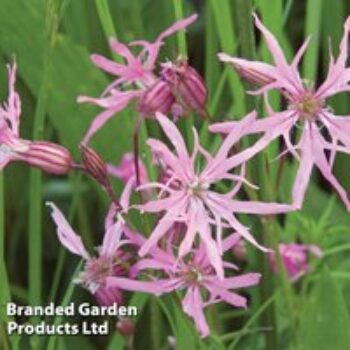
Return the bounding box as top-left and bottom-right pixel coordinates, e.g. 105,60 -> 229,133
46,202 -> 89,259
291,127 -> 314,209
182,286 -> 210,338
101,220 -> 124,257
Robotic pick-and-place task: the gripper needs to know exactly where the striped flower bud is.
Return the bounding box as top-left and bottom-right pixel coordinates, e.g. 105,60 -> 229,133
161,59 -> 208,113
232,62 -> 275,86
80,144 -> 109,188
138,79 -> 175,116
218,54 -> 275,87
20,141 -> 72,175
80,144 -> 121,209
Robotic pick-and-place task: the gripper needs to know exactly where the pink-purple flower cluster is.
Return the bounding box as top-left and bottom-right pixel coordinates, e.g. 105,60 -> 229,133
5,12 -> 347,337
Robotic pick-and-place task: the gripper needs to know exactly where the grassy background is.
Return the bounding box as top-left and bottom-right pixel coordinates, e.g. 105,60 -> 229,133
1,0 -> 350,349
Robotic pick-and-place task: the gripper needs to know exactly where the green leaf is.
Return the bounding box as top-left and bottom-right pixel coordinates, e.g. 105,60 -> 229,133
0,0 -> 134,162
209,0 -> 246,116
302,0 -> 323,80
157,294 -> 205,350
298,268 -> 350,350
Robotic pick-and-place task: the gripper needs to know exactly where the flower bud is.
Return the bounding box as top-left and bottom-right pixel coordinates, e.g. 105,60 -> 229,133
269,243 -> 323,282
80,144 -> 109,188
232,239 -> 247,262
234,63 -> 275,86
80,144 -> 121,209
21,141 -> 72,175
116,318 -> 135,337
138,79 -> 175,116
161,59 -> 208,113
218,54 -> 275,87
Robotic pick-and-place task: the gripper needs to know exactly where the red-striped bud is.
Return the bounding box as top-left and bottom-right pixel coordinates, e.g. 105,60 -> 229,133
79,144 -> 121,209
232,62 -> 275,86
161,59 -> 208,113
80,144 -> 109,188
138,79 -> 175,116
20,141 -> 72,175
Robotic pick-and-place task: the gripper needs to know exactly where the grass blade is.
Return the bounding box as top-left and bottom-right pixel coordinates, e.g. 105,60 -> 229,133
302,0 -> 324,80
210,0 -> 246,116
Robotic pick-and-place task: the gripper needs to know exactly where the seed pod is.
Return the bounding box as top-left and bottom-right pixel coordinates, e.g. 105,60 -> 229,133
161,59 -> 208,113
138,79 -> 175,116
21,141 -> 73,175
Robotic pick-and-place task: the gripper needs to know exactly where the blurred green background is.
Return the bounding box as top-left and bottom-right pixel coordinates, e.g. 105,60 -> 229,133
1,0 -> 350,349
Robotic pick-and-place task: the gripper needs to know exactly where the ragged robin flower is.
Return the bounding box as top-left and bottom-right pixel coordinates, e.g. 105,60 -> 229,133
47,179 -> 141,306
108,233 -> 261,337
77,15 -> 198,144
135,112 -> 293,278
210,14 -> 350,210
0,62 -> 73,175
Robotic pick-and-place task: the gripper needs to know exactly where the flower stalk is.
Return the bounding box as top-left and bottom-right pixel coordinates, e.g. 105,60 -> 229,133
28,1 -> 61,337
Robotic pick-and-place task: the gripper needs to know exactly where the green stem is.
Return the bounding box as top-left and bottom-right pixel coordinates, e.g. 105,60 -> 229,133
210,0 -> 246,116
0,172 -> 4,271
46,261 -> 82,350
172,0 -> 193,146
150,298 -> 162,350
0,173 -> 9,350
172,0 -> 188,56
28,2 -> 60,348
233,1 -> 279,349
233,0 -> 257,111
324,244 -> 350,257
225,290 -> 280,348
47,173 -> 82,304
0,173 -> 19,349
95,0 -> 122,63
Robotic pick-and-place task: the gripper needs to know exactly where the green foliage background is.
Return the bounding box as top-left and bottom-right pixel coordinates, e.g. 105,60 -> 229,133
1,0 -> 350,349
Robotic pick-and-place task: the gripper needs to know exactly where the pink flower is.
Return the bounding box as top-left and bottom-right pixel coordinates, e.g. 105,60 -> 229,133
46,181 -> 140,306
108,234 -> 261,337
210,15 -> 350,210
107,152 -> 148,187
78,15 -> 197,144
135,112 -> 292,278
269,243 -> 323,282
0,63 -> 73,175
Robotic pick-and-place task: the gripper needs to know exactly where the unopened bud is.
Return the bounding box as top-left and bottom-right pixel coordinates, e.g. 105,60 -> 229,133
232,239 -> 247,262
80,144 -> 109,187
161,59 -> 208,114
116,318 -> 135,337
138,79 -> 175,116
80,144 -> 121,209
218,54 -> 275,87
22,141 -> 72,175
234,64 -> 275,86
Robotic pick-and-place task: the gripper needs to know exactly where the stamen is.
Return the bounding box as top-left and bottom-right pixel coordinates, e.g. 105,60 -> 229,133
188,179 -> 209,197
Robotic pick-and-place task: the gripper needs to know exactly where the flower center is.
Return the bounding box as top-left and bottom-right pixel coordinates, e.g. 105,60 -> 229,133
291,82 -> 325,121
297,94 -> 323,120
183,266 -> 203,285
187,179 -> 209,197
76,256 -> 114,293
